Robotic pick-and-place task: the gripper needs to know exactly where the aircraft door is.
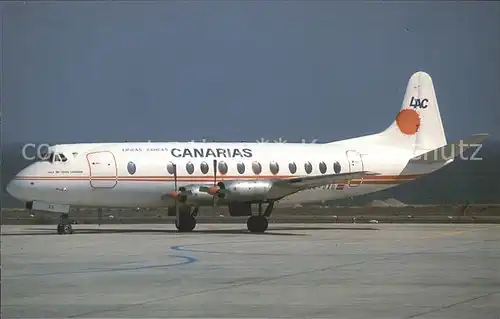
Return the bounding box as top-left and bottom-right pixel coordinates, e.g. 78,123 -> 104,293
346,150 -> 364,187
86,151 -> 118,188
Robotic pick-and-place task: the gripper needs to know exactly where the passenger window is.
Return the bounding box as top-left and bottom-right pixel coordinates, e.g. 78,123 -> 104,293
200,162 -> 209,174
269,161 -> 279,175
186,162 -> 195,175
252,161 -> 262,175
304,161 -> 312,174
127,161 -> 136,175
237,162 -> 245,174
218,161 -> 228,175
186,162 -> 194,175
333,161 -> 342,174
167,162 -> 176,175
288,162 -> 297,174
319,161 -> 327,174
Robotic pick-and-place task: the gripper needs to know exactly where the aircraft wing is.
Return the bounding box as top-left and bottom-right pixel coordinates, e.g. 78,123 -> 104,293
267,171 -> 379,199
164,172 -> 379,203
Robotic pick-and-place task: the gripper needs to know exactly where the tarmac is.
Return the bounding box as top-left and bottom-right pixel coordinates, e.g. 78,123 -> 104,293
2,223 -> 500,318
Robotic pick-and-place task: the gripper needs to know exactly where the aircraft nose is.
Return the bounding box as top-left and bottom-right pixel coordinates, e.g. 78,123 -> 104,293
6,165 -> 36,201
6,178 -> 22,200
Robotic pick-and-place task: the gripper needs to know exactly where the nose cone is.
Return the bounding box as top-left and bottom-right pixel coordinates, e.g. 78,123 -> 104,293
6,180 -> 13,196
6,165 -> 37,201
6,177 -> 23,201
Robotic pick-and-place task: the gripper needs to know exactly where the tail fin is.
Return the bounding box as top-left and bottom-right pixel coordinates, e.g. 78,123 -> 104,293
380,71 -> 447,154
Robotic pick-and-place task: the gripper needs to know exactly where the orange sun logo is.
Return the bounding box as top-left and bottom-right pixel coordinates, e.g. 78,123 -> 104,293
396,109 -> 420,135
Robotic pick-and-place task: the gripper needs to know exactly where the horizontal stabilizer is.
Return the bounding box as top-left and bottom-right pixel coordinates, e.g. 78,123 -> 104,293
409,133 -> 489,163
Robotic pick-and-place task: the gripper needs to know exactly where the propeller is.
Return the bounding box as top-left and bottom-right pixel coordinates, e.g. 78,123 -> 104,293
199,159 -> 233,201
162,163 -> 187,203
211,159 -> 218,207
173,163 -> 179,213
199,159 -> 222,206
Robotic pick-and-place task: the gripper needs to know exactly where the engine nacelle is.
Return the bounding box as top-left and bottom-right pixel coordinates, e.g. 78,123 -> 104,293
178,186 -> 215,205
218,180 -> 273,201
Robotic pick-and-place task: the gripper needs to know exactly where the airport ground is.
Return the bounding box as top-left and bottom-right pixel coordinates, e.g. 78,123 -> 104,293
2,204 -> 500,225
2,223 -> 499,318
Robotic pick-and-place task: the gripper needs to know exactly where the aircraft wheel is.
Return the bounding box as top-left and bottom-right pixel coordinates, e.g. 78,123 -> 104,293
57,223 -> 73,235
175,214 -> 196,232
247,215 -> 268,233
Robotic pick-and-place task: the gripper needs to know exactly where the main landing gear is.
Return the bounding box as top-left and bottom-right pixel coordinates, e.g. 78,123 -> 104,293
174,201 -> 274,233
175,205 -> 199,232
247,202 -> 274,233
57,213 -> 73,235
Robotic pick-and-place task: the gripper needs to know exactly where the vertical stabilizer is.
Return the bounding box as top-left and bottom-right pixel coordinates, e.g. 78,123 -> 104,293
380,71 -> 447,154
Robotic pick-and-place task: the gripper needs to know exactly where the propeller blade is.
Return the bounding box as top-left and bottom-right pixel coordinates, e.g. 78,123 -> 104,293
163,189 -> 192,201
173,163 -> 178,212
162,191 -> 180,200
212,159 -> 217,207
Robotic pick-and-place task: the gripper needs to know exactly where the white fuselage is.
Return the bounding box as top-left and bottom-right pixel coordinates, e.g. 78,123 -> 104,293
7,140 -> 446,208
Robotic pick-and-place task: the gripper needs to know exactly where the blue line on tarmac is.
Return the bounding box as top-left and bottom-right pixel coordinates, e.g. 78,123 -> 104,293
3,254 -> 198,279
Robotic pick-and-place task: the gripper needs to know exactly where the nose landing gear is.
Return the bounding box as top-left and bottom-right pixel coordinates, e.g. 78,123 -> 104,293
57,213 -> 73,235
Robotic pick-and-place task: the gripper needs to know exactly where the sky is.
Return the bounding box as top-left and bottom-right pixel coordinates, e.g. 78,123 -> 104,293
1,1 -> 499,145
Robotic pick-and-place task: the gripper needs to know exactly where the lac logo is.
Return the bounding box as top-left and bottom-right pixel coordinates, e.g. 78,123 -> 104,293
409,96 -> 428,109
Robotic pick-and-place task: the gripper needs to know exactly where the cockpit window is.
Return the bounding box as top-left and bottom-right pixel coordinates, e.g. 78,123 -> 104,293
41,152 -> 67,163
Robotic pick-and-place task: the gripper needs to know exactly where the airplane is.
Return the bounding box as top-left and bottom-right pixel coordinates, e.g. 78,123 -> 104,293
6,71 -> 488,235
